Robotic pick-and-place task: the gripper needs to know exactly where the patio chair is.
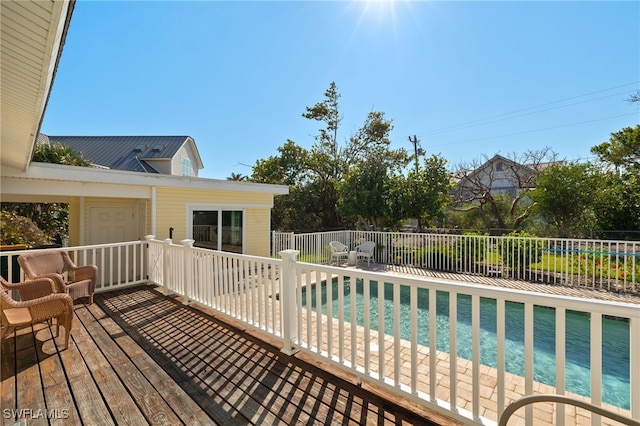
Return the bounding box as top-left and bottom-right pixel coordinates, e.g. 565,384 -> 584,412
1,276 -> 73,349
18,250 -> 98,304
355,241 -> 376,265
329,241 -> 349,265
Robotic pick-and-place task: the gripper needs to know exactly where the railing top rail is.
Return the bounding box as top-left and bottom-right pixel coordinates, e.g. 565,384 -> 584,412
0,240 -> 144,257
274,230 -> 640,246
295,260 -> 640,317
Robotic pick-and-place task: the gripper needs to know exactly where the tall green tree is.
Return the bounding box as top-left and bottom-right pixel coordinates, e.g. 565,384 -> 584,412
590,125 -> 640,173
337,159 -> 391,230
253,82 -> 407,231
530,163 -> 595,237
401,154 -> 451,230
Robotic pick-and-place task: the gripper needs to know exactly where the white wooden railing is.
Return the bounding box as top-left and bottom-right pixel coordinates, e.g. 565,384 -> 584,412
145,238 -> 639,425
3,238 -> 639,425
273,230 -> 640,293
0,240 -> 148,291
145,237 -> 283,339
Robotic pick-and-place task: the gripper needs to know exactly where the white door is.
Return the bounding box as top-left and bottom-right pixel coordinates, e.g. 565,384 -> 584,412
90,206 -> 137,245
89,206 -> 140,286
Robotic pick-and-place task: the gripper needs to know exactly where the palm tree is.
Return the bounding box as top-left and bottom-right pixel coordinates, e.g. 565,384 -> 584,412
32,142 -> 92,166
227,173 -> 247,181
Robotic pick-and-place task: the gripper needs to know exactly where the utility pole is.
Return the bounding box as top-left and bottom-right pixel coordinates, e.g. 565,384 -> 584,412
408,135 -> 423,175
408,135 -> 424,230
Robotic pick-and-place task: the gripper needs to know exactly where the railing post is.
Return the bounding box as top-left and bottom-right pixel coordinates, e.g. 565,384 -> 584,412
271,231 -> 276,257
181,239 -> 195,305
162,238 -> 172,295
144,235 -> 155,285
279,249 -> 300,355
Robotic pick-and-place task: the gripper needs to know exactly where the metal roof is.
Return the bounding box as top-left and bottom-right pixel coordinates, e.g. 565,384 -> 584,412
45,135 -> 200,173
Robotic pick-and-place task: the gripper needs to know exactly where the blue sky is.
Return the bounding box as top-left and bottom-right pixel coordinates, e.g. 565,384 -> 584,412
42,1 -> 639,180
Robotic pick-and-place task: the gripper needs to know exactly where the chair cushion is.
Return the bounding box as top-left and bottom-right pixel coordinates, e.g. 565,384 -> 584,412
3,308 -> 32,325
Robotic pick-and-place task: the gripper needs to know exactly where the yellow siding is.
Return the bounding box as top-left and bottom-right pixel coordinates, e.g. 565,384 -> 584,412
156,188 -> 273,256
245,208 -> 271,256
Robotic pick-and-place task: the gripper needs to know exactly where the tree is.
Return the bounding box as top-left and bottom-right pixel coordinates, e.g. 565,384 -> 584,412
252,82 -> 407,231
450,148 -> 558,232
590,171 -> 640,238
1,141 -> 91,244
590,125 -> 640,174
227,173 -> 248,181
337,158 -> 390,230
530,162 -> 595,237
400,154 -> 451,230
251,141 -> 316,230
588,125 -> 640,237
32,142 -> 92,166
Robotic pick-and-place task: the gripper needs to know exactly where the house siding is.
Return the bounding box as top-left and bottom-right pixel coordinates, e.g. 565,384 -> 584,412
172,145 -> 199,177
155,187 -> 273,256
245,208 -> 271,257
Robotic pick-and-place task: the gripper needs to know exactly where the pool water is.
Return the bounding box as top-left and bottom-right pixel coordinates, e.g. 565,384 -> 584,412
301,279 -> 630,409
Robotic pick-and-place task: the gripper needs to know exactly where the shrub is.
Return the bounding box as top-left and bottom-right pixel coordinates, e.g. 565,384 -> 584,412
0,211 -> 51,247
498,231 -> 542,270
455,232 -> 487,262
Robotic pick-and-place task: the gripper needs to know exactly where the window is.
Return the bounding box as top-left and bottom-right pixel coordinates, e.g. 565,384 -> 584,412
495,161 -> 503,171
181,157 -> 192,176
192,210 -> 243,253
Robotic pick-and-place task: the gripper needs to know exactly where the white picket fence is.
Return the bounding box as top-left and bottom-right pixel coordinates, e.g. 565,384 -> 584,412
273,230 -> 640,293
2,237 -> 639,425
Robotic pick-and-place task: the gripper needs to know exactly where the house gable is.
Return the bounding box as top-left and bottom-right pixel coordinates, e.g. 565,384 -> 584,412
456,154 -> 536,198
43,135 -> 204,176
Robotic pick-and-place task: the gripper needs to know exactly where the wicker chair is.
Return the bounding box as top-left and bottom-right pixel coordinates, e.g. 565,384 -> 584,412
1,276 -> 74,349
18,250 -> 98,304
329,241 -> 349,265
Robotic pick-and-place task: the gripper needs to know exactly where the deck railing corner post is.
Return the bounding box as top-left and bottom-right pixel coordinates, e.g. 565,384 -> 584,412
181,239 -> 195,304
162,238 -> 172,295
143,235 -> 155,285
279,249 -> 300,355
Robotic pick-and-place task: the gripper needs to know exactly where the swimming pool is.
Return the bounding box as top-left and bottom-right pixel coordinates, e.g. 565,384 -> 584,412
301,279 -> 630,409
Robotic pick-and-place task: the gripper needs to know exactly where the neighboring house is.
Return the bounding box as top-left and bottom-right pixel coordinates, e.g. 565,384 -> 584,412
38,134 -> 204,177
0,0 -> 288,257
455,154 -> 538,200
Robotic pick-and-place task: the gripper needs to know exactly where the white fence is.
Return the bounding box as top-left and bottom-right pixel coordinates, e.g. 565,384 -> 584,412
273,230 -> 640,293
0,240 -> 148,292
3,237 -> 639,425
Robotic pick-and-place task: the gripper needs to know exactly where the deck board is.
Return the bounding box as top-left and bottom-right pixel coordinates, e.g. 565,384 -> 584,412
0,284 -> 446,426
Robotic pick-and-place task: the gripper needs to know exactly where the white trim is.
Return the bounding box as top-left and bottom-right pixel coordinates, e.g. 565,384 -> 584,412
187,204 -> 247,254
0,176 -> 151,199
1,162 -> 288,195
152,186 -> 157,236
79,197 -> 85,245
188,202 -> 272,210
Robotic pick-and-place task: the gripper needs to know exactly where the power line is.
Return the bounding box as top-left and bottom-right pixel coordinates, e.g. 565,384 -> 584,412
426,112 -> 639,148
427,90 -> 636,136
419,81 -> 640,137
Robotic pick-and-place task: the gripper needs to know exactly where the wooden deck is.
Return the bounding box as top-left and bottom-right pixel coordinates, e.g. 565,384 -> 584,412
1,285 -> 454,426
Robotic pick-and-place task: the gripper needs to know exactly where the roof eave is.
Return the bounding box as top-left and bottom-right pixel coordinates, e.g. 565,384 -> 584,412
1,162 -> 290,195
